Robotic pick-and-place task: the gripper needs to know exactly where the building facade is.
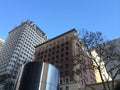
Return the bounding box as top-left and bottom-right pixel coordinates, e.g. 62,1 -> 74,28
34,29 -> 96,90
102,38 -> 120,80
0,21 -> 47,80
0,38 -> 5,51
85,79 -> 120,90
92,38 -> 120,82
91,50 -> 111,83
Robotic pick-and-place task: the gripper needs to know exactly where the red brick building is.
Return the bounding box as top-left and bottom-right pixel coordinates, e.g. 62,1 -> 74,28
34,29 -> 96,90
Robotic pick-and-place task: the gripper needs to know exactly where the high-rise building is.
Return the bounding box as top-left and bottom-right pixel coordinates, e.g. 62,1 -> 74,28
0,20 -> 48,80
0,38 -> 5,51
34,29 -> 96,90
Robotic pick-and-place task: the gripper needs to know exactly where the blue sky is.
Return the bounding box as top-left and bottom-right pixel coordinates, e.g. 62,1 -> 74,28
0,0 -> 120,40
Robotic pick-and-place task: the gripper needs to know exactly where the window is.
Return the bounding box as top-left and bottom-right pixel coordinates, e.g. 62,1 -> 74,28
52,57 -> 54,60
66,71 -> 69,76
65,57 -> 69,61
57,45 -> 59,48
45,50 -> 47,53
66,77 -> 69,83
56,61 -> 58,63
66,47 -> 69,50
66,42 -> 69,45
60,65 -> 63,70
61,59 -> 63,63
59,87 -> 63,90
61,44 -> 64,47
60,79 -> 63,84
66,86 -> 69,90
53,47 -> 55,50
66,64 -> 69,68
41,52 -> 43,54
48,59 -> 50,62
48,53 -> 51,56
49,49 -> 51,51
52,52 -> 55,55
56,55 -> 59,58
66,52 -> 69,55
56,50 -> 59,53
61,48 -> 64,52
61,54 -> 64,57
60,72 -> 63,77
44,55 -> 47,57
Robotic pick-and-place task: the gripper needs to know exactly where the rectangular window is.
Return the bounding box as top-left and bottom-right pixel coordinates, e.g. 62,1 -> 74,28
49,49 -> 51,51
61,54 -> 64,57
60,72 -> 63,77
61,59 -> 63,62
60,87 -> 62,90
66,42 -> 69,45
66,77 -> 69,83
65,57 -> 69,61
56,50 -> 59,53
61,48 -> 64,52
56,55 -> 59,58
66,64 -> 69,68
53,47 -> 55,50
66,86 -> 69,90
66,52 -> 69,55
61,44 -> 64,47
60,79 -> 62,84
57,45 -> 59,48
66,71 -> 69,76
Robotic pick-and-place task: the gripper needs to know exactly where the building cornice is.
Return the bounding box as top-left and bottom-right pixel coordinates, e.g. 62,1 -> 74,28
35,28 -> 77,48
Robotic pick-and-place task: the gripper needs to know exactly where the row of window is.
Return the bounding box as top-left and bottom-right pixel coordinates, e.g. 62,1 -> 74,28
39,46 -> 69,55
59,86 -> 69,90
60,77 -> 69,84
23,26 -> 46,43
39,41 -> 69,51
60,70 -> 70,77
39,52 -> 69,59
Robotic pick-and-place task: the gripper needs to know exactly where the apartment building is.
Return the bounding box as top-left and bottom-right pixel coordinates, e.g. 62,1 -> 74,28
34,29 -> 96,90
0,20 -> 47,81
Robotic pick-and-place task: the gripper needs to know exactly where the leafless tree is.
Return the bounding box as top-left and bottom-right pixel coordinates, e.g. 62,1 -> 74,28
74,28 -> 120,90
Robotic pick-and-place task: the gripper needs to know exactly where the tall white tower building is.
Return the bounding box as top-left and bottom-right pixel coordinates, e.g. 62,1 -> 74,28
0,21 -> 48,79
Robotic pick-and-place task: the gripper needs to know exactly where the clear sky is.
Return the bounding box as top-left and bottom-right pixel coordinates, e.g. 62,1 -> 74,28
0,0 -> 120,40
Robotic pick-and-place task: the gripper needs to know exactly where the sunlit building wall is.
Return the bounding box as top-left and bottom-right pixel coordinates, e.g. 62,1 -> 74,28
91,50 -> 111,83
0,38 -> 5,51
